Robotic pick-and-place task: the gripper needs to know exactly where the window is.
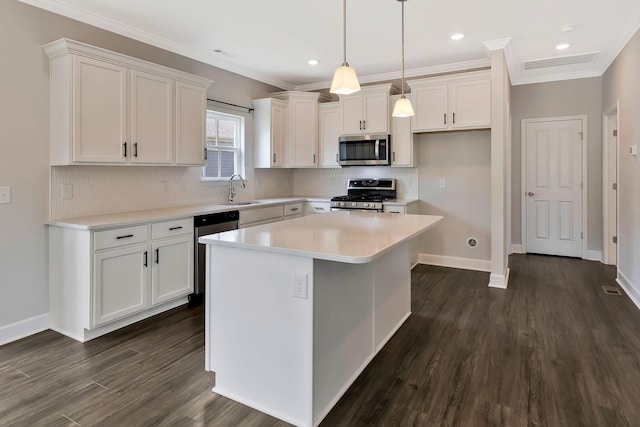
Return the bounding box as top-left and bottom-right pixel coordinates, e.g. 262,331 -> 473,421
203,110 -> 244,179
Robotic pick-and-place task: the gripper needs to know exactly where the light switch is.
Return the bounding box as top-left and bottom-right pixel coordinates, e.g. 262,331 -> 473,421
0,186 -> 10,204
439,178 -> 447,189
630,144 -> 638,156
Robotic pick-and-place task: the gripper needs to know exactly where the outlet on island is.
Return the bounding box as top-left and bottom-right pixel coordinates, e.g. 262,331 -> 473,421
293,273 -> 308,299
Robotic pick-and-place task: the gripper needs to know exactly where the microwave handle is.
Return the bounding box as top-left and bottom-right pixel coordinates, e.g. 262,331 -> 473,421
375,139 -> 380,159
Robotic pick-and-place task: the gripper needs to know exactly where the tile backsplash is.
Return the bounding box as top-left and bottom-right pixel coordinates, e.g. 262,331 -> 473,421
50,166 -> 293,219
293,167 -> 419,198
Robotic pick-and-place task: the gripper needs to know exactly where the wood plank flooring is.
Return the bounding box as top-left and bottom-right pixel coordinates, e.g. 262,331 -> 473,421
2,254 -> 639,426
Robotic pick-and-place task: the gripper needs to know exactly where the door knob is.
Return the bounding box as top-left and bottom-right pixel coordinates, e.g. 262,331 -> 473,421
527,192 -> 537,197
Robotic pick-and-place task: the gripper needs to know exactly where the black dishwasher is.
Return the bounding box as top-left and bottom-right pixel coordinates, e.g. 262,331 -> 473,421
190,210 -> 240,306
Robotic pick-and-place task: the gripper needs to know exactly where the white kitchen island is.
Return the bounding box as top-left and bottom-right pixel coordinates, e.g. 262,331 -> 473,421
199,211 -> 442,427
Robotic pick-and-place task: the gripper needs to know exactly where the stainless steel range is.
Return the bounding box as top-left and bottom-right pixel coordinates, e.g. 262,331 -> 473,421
330,178 -> 397,212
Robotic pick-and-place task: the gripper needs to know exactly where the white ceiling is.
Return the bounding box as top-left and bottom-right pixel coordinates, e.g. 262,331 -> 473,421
20,0 -> 640,90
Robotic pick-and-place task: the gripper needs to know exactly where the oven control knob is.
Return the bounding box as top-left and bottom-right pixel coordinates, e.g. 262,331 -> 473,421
351,202 -> 357,207
340,202 -> 345,207
364,203 -> 369,208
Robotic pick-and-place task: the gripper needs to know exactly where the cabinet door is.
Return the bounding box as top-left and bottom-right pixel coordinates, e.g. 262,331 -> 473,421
151,236 -> 193,305
450,79 -> 491,129
319,103 -> 340,167
72,56 -> 128,163
130,70 -> 173,164
289,97 -> 318,167
390,100 -> 413,167
175,81 -> 207,165
411,84 -> 448,132
362,92 -> 389,134
271,102 -> 287,167
340,95 -> 364,135
93,244 -> 148,326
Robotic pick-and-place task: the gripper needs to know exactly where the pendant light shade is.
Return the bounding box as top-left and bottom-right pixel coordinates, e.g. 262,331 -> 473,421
392,0 -> 414,117
392,95 -> 415,117
330,0 -> 361,95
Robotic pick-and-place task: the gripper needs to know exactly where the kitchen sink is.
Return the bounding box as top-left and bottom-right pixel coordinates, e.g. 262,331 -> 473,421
223,201 -> 261,206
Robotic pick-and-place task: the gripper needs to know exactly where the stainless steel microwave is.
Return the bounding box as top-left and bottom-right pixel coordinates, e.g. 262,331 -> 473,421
338,134 -> 390,166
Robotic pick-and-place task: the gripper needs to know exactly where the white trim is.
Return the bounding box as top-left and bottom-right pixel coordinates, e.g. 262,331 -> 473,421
489,267 -> 510,289
418,254 -> 491,272
0,314 -> 49,346
617,270 -> 640,311
587,251 -> 602,262
510,244 -> 523,254
602,102 -> 620,266
483,38 -> 512,51
511,70 -> 602,86
521,116 -> 588,259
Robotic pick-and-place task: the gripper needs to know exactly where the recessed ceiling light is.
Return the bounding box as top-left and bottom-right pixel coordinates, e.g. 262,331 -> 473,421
450,33 -> 464,41
556,43 -> 570,50
308,59 -> 319,65
560,24 -> 576,33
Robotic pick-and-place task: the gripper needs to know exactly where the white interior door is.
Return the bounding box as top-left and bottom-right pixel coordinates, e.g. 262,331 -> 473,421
525,119 -> 583,257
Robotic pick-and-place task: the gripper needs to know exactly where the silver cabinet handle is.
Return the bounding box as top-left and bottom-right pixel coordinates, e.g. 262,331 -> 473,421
313,154 -> 316,163
444,113 -> 447,125
527,192 -> 537,197
291,207 -> 299,211
362,120 -> 366,130
453,112 -> 456,124
204,148 -> 207,160
134,142 -> 138,158
336,153 -> 338,162
273,153 -> 276,163
393,151 -> 396,162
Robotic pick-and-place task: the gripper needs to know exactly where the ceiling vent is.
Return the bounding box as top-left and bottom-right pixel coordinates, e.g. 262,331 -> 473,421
522,52 -> 599,70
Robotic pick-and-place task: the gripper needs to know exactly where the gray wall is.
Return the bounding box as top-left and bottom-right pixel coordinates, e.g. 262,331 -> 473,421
417,131 -> 492,262
0,0 -> 282,330
602,29 -> 640,299
510,78 -> 603,253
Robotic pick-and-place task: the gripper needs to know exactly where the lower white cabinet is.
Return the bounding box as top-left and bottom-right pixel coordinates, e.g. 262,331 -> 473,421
49,217 -> 194,342
239,205 -> 284,228
284,202 -> 304,219
306,201 -> 331,215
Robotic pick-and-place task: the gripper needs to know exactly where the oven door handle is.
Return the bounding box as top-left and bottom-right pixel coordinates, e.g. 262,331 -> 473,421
374,139 -> 380,160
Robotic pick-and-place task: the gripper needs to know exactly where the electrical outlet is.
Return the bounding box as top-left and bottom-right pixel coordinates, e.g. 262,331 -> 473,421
61,184 -> 73,200
439,178 -> 447,189
293,273 -> 308,299
0,186 -> 10,204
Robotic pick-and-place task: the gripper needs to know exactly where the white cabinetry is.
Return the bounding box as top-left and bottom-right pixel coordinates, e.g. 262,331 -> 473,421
339,84 -> 396,135
43,38 -> 211,166
49,217 -> 194,342
239,205 -> 284,227
318,102 -> 340,168
306,201 -> 331,215
284,202 -> 304,219
408,71 -> 491,133
175,81 -> 207,165
253,98 -> 288,168
390,95 -> 414,167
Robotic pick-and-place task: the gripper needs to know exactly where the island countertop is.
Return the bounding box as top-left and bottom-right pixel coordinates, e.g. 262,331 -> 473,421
199,211 -> 443,264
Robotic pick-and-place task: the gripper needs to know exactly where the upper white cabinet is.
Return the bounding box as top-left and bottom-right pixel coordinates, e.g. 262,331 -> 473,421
318,102 -> 340,168
253,97 -> 288,168
43,38 -> 212,166
175,81 -> 207,165
254,91 -> 330,168
339,84 -> 396,135
389,95 -> 414,167
408,71 -> 491,133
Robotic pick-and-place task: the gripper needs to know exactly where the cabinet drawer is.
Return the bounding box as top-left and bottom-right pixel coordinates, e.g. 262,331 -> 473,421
239,205 -> 284,226
284,203 -> 303,217
94,225 -> 148,251
151,217 -> 194,240
383,206 -> 407,214
306,201 -> 330,214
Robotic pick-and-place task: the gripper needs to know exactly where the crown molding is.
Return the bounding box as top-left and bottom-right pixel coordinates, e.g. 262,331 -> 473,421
17,0 -> 294,90
510,69 -> 601,86
594,1 -> 640,75
294,58 -> 491,92
483,38 -> 512,51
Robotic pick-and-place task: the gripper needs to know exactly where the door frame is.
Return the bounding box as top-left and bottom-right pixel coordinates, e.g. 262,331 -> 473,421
602,102 -> 620,265
521,115 -> 588,259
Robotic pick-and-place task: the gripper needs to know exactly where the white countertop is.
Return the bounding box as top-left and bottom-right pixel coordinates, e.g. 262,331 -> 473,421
199,211 -> 442,264
46,196 -> 418,230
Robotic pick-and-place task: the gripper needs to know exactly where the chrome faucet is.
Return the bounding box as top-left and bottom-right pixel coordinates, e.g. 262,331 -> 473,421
228,174 -> 246,202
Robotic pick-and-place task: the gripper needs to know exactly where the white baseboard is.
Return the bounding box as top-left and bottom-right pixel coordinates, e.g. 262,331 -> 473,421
489,267 -> 510,289
587,250 -> 602,262
617,270 -> 640,311
0,313 -> 49,347
418,253 -> 491,272
510,244 -> 523,254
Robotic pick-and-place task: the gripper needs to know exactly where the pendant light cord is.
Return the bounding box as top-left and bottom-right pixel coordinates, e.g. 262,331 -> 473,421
343,0 -> 348,66
401,0 -> 406,97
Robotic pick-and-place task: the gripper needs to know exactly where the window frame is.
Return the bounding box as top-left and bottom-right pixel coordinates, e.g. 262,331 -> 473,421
201,109 -> 246,181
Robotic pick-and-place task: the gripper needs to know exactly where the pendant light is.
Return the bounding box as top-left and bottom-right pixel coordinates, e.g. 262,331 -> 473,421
392,0 -> 415,117
330,0 -> 361,95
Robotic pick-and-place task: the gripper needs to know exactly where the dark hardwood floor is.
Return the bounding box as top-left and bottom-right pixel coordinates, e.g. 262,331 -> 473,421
2,254 -> 639,426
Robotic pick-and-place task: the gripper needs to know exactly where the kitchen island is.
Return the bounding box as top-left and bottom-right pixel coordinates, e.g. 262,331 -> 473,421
199,211 -> 442,427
